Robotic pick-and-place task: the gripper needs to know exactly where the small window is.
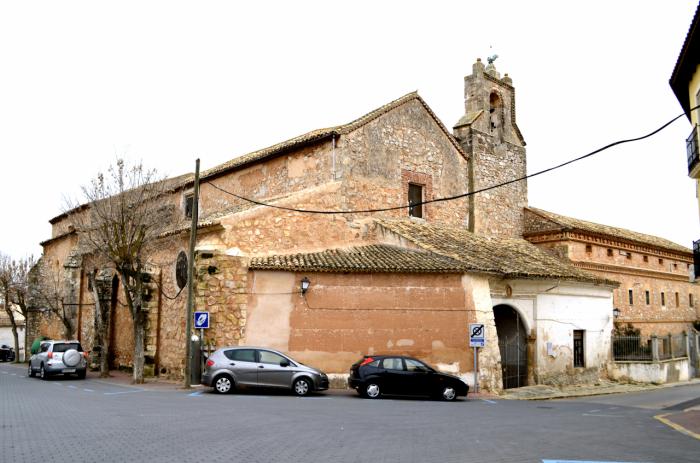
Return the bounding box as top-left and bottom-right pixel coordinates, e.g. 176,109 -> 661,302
675,292 -> 680,307
224,349 -> 256,362
643,255 -> 648,263
573,330 -> 585,368
607,249 -> 613,257
673,263 -> 678,270
658,258 -> 664,265
661,292 -> 665,306
184,194 -> 194,218
408,184 -> 423,218
585,244 -> 592,253
626,252 -> 632,260
382,358 -> 405,371
690,294 -> 695,308
645,290 -> 650,305
628,289 -> 634,305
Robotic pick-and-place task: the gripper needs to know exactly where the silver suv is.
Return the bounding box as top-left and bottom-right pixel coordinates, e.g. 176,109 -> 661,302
202,346 -> 328,396
28,340 -> 87,380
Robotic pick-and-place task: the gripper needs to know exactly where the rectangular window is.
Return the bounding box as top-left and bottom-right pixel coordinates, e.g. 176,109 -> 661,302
607,249 -> 613,257
691,294 -> 694,308
626,252 -> 632,260
643,255 -> 648,263
645,290 -> 650,305
573,330 -> 585,368
585,244 -> 592,253
408,184 -> 423,218
661,292 -> 665,306
659,258 -> 664,265
628,289 -> 633,305
675,292 -> 680,307
184,194 -> 194,218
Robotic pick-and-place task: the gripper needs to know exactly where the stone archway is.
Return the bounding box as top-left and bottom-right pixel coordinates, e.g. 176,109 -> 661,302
493,304 -> 528,389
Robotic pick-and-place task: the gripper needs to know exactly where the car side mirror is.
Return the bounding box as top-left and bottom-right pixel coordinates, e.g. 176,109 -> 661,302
280,360 -> 290,367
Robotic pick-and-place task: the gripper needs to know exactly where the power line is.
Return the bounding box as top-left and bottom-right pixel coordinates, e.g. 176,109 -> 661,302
207,105 -> 699,214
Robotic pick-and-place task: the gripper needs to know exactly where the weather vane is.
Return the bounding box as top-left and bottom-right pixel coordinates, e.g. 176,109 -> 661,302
487,54 -> 498,65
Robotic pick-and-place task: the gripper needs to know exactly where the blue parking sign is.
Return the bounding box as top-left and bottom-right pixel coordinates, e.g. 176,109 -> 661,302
194,311 -> 210,329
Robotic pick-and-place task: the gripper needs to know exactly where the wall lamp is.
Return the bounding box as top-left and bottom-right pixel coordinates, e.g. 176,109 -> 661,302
612,308 -> 620,319
300,277 -> 310,295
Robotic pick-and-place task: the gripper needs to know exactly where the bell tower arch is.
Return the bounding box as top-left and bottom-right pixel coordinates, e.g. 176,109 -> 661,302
454,57 -> 528,238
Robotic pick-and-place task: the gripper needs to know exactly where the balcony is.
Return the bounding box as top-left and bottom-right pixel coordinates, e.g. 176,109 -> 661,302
687,125 -> 700,177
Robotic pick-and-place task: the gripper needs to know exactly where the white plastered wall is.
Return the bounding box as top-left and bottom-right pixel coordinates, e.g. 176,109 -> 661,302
491,280 -> 615,383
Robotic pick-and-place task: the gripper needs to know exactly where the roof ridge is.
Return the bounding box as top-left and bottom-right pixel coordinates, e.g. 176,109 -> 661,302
526,207 -> 691,254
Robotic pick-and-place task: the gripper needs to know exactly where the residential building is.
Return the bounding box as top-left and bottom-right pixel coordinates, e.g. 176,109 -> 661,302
670,2 -> 700,278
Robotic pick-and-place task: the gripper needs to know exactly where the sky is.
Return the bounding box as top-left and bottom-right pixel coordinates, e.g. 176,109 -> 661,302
0,0 -> 698,259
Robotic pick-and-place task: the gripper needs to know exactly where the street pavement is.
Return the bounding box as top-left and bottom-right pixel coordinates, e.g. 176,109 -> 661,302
1,362 -> 699,463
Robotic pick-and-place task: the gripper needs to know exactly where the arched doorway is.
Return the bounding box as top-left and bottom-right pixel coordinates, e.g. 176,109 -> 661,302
494,304 -> 528,389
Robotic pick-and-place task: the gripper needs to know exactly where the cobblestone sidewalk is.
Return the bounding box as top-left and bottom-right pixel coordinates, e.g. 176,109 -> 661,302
500,378 -> 700,400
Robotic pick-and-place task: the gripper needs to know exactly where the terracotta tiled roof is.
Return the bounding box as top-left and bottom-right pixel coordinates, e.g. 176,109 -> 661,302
525,207 -> 691,255
376,219 -> 614,284
199,92 -> 467,182
249,244 -> 466,274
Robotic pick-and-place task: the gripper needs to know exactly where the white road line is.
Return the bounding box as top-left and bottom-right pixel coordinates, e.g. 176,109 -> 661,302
481,399 -> 497,404
582,413 -> 625,418
588,409 -> 601,413
83,389 -> 94,392
188,391 -> 203,397
11,373 -> 17,376
104,389 -> 145,396
67,385 -> 77,389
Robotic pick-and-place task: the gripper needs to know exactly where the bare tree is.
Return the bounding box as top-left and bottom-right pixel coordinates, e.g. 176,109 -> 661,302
9,255 -> 36,361
31,258 -> 76,340
0,253 -> 21,362
70,159 -> 175,384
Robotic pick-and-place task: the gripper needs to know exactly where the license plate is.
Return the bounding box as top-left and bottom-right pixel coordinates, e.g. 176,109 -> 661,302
63,369 -> 76,373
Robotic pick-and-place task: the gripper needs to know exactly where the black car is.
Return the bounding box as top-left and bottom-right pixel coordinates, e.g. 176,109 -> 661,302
349,355 -> 468,401
0,344 -> 15,362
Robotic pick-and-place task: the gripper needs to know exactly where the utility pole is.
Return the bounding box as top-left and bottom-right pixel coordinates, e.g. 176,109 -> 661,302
184,159 -> 200,388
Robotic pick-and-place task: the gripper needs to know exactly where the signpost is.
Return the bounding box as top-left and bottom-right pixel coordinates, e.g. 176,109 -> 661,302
469,323 -> 485,393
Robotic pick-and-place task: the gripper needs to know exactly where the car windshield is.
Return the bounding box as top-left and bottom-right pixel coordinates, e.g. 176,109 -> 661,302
52,343 -> 82,353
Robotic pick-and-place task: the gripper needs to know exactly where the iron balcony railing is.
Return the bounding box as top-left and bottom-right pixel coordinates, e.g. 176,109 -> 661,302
687,125 -> 700,176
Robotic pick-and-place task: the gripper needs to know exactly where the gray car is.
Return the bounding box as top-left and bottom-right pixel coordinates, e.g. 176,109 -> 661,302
202,346 -> 328,396
28,340 -> 87,379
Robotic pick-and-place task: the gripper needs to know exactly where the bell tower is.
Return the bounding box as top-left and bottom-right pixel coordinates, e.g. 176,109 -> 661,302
453,57 -> 527,239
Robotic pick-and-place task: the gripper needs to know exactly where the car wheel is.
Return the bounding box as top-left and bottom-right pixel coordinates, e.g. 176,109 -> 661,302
440,385 -> 457,401
364,382 -> 381,399
293,377 -> 312,397
213,374 -> 234,394
28,363 -> 35,377
40,364 -> 48,380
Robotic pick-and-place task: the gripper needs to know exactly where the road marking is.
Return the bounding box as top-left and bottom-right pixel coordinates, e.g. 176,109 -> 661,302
67,385 -> 77,389
188,391 -> 203,397
654,413 -> 700,441
481,399 -> 497,404
542,460 -> 650,463
83,389 -> 94,392
588,409 -> 600,413
104,389 -> 145,396
582,413 -> 625,418
11,373 -> 17,376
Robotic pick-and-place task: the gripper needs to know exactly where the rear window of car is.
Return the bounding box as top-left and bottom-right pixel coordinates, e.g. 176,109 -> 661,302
381,358 -> 405,371
224,349 -> 256,362
52,343 -> 82,353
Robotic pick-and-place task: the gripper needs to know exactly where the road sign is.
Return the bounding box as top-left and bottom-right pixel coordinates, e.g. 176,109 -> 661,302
469,323 -> 485,347
194,311 -> 210,329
